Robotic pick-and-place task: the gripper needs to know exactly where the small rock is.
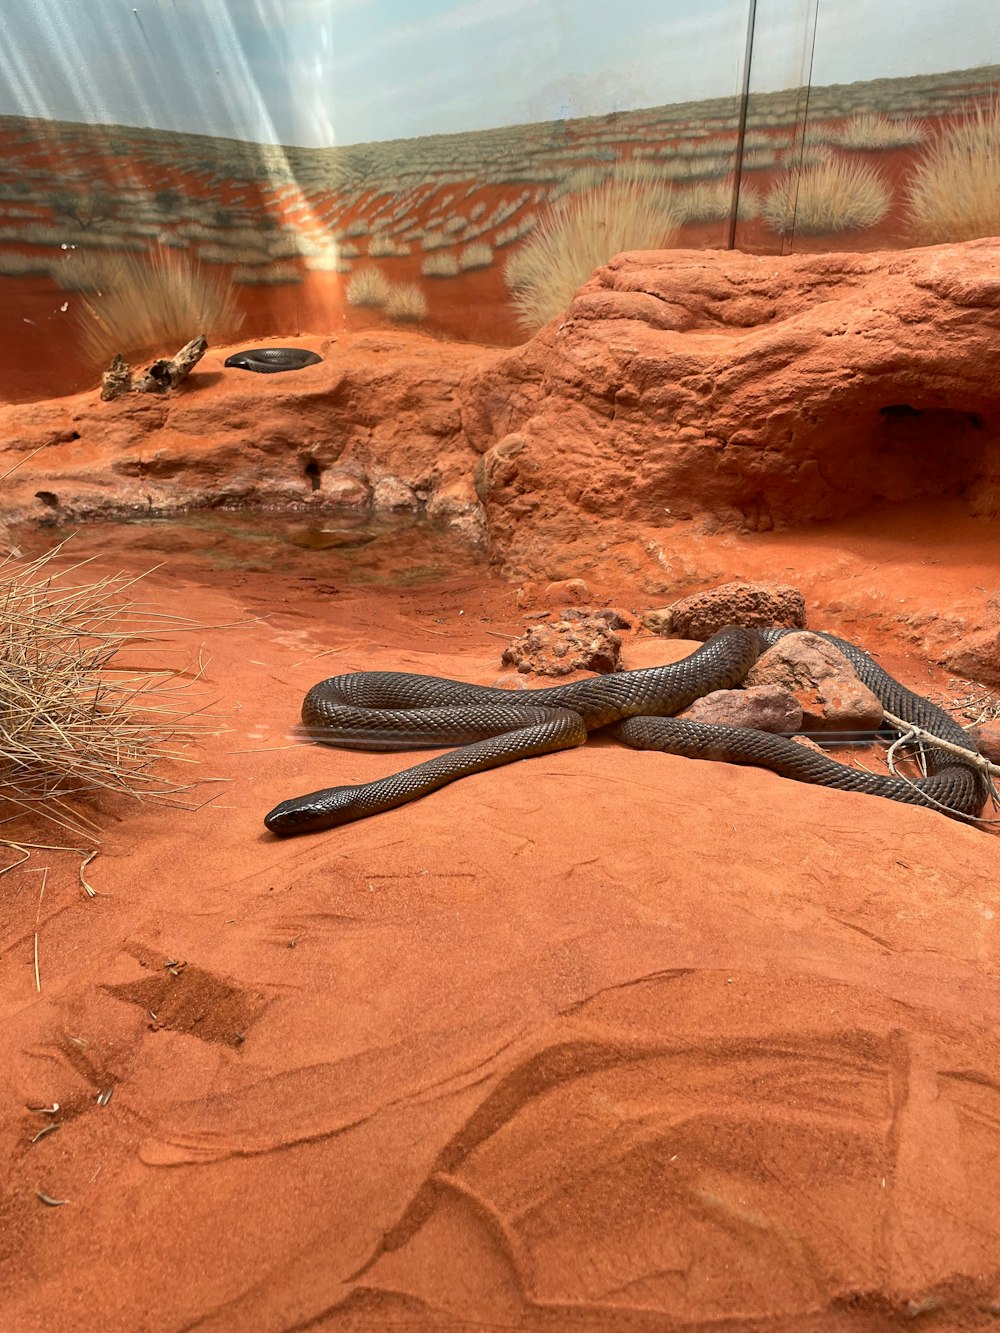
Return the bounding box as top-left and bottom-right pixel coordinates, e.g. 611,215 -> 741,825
543,578 -> 590,609
677,684 -> 803,733
941,626 -> 1000,689
641,608 -> 674,635
490,673 -> 530,691
501,616 -> 622,676
967,720 -> 1000,764
561,606 -> 632,630
746,631 -> 883,733
323,471 -> 371,507
644,580 -> 807,639
371,476 -> 419,511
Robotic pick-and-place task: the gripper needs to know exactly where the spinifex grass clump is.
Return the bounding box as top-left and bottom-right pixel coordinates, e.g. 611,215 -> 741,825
763,157 -> 891,235
72,247 -> 244,368
0,544 -> 212,836
906,99 -> 1000,243
504,164 -> 684,331
833,112 -> 926,150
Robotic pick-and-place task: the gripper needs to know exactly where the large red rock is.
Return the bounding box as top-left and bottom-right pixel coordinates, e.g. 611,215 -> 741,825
941,625 -> 1000,689
642,579 -> 807,638
466,239 -> 1000,571
747,631 -> 884,732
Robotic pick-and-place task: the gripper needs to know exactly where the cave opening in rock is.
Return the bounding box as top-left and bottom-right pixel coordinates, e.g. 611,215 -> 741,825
868,403 -> 993,505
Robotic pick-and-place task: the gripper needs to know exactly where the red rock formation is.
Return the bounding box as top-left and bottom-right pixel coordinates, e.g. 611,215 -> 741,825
2,241 -> 1000,587
642,580 -> 807,638
467,238 -> 1000,570
0,331 -> 490,539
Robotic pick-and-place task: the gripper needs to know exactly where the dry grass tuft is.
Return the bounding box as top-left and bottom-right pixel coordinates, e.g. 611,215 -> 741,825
906,100 -> 1000,243
231,260 -> 302,286
0,542 -> 214,838
384,281 -> 428,322
678,178 -> 762,224
345,265 -> 392,307
0,249 -> 54,278
72,247 -> 243,367
49,249 -> 123,293
458,241 -> 494,270
421,252 -> 460,278
504,165 -> 683,331
833,112 -> 926,149
763,157 -> 891,235
368,233 -> 410,258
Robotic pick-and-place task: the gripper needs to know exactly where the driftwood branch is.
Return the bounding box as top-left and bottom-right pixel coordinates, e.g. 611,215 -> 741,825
100,335 -> 208,401
882,707 -> 1000,819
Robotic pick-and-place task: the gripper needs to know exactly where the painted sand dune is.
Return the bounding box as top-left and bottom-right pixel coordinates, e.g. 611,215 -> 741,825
1,64 -> 997,402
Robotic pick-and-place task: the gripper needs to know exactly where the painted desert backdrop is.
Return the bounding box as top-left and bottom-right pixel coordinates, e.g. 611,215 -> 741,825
2,63 -> 999,403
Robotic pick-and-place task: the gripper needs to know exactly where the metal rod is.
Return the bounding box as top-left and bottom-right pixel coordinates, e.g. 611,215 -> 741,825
728,0 -> 758,250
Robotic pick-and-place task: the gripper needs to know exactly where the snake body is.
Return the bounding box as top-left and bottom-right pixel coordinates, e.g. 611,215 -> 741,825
263,626 -> 987,835
224,347 -> 322,373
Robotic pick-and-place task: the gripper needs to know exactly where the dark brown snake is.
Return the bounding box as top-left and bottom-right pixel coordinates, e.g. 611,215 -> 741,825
263,626 -> 987,835
224,347 -> 322,373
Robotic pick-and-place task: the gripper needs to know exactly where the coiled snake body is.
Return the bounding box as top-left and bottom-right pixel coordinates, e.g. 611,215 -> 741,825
264,627 -> 987,835
224,347 -> 322,373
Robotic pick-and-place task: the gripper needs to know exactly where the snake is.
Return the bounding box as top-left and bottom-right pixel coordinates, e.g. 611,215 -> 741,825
263,626 -> 987,835
224,347 -> 322,373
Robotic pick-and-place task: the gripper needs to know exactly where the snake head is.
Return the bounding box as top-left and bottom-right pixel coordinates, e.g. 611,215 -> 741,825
264,785 -> 361,835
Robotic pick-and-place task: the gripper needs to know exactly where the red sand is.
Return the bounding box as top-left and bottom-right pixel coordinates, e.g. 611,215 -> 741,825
1,510 -> 998,1330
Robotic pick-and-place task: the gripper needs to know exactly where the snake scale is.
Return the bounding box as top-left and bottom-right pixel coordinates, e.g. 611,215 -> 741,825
263,626 -> 987,835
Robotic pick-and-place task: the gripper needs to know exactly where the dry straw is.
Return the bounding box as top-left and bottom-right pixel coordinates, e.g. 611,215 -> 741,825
906,99 -> 1000,244
345,265 -> 392,307
504,164 -> 684,331
384,281 -> 428,322
0,539 -> 215,840
71,247 -> 244,367
763,157 -> 891,235
833,112 -> 927,150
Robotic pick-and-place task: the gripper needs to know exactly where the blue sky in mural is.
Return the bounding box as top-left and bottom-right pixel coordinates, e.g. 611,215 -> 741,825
0,0 -> 994,145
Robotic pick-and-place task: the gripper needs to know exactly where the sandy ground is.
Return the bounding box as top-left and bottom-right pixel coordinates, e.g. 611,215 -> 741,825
1,510 -> 998,1331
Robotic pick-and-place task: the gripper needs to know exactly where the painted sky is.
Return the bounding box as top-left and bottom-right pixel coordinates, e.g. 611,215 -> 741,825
0,0 -> 996,147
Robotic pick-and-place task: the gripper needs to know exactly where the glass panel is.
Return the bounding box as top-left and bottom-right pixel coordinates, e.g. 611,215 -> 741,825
2,2 -> 998,405
729,0 -> 822,255
754,0 -> 1000,255
1,1 -> 754,402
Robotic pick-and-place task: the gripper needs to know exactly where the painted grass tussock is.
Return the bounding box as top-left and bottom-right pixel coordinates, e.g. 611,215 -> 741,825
763,157 -> 891,235
906,99 -> 1000,243
504,165 -> 683,331
71,247 -> 244,366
